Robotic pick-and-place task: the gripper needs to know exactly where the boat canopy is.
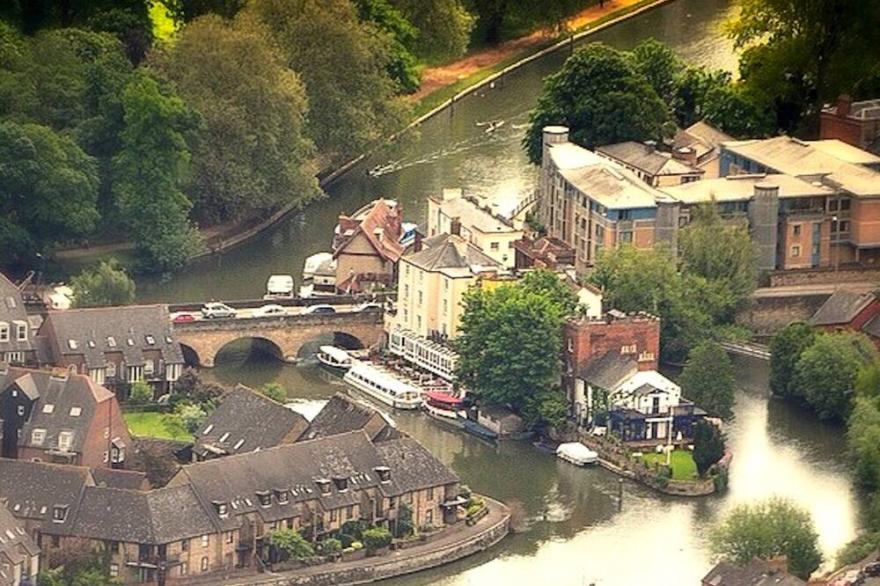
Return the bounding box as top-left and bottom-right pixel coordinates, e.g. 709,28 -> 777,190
426,391 -> 462,406
556,442 -> 599,464
348,362 -> 420,395
319,345 -> 351,362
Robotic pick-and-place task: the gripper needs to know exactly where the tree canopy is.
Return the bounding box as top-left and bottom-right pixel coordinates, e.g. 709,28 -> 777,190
70,259 -> 136,307
692,420 -> 725,477
389,0 -> 472,62
711,496 -> 822,580
678,341 -> 736,419
769,322 -> 817,399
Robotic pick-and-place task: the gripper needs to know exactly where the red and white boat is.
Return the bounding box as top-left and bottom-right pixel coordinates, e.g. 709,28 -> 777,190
423,391 -> 465,426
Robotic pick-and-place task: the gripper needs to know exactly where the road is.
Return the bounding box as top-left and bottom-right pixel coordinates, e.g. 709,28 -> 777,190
170,303 -> 382,323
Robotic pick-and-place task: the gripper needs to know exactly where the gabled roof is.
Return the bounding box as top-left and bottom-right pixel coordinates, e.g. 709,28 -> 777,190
578,352 -> 638,390
90,467 -> 149,491
299,394 -> 399,443
375,437 -> 458,496
193,385 -> 309,458
702,560 -> 805,586
334,199 -> 404,263
0,499 -> 39,570
597,141 -> 702,177
0,458 -> 92,532
674,121 -> 733,161
809,289 -> 876,326
0,273 -> 34,355
404,234 -> 500,276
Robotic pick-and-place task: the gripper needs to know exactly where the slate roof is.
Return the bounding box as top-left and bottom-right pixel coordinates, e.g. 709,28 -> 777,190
674,121 -> 732,163
334,199 -> 404,262
429,193 -> 518,235
404,234 -> 500,276
375,437 -> 458,497
90,468 -> 149,491
597,141 -> 702,178
193,385 -> 309,458
0,458 -> 92,533
66,485 -> 215,544
0,273 -> 33,356
299,394 -> 400,443
0,500 -> 39,571
578,352 -> 638,390
43,305 -> 184,370
809,289 -> 875,326
863,314 -> 880,338
702,560 -> 805,586
0,366 -> 121,455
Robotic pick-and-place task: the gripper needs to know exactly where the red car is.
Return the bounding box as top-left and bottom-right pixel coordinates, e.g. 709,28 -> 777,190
172,313 -> 196,324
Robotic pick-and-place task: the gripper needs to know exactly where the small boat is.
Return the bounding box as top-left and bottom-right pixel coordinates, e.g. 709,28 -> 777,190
316,346 -> 353,370
556,442 -> 599,467
343,361 -> 422,410
462,419 -> 498,442
423,391 -> 464,426
264,274 -> 294,299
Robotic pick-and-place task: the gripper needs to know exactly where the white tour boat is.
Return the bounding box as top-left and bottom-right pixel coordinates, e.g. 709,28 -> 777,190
343,361 -> 422,409
316,345 -> 354,370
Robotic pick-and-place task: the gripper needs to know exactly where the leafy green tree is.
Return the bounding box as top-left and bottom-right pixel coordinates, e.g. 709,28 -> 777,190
769,322 -> 817,399
0,120 -> 99,264
629,38 -> 685,106
269,528 -> 315,560
172,402 -> 206,435
711,496 -> 822,580
355,0 -> 421,93
70,259 -> 136,307
454,273 -> 572,421
678,203 -> 757,321
702,81 -> 775,138
250,0 -> 407,163
129,380 -> 154,403
519,268 -> 578,317
673,66 -> 730,128
794,332 -> 878,421
678,341 -> 735,419
848,394 -> 880,492
153,13 -> 320,223
362,527 -> 393,551
113,73 -> 201,272
390,0 -> 472,61
164,0 -> 247,22
838,532 -> 880,568
260,383 -> 287,403
523,42 -> 672,164
692,420 -> 725,477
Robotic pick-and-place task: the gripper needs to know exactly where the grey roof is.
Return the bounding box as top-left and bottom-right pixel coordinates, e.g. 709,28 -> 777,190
0,458 -> 92,532
809,289 -> 875,326
194,385 -> 308,458
558,163 -> 667,210
43,305 -> 184,369
90,468 -> 149,491
300,394 -> 400,443
404,234 -> 500,275
863,314 -> 880,338
674,121 -> 732,162
0,367 -> 119,455
0,273 -> 33,355
578,352 -> 638,390
375,437 -> 458,496
596,141 -> 702,177
0,500 -> 39,571
702,560 -> 805,586
66,485 -> 215,544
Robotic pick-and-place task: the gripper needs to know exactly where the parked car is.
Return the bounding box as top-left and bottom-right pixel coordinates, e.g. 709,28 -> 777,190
201,302 -> 236,319
302,304 -> 336,315
355,301 -> 383,312
254,304 -> 286,317
172,312 -> 196,324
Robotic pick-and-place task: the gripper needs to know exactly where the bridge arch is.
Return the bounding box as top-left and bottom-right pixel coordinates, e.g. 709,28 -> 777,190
213,336 -> 285,367
179,343 -> 201,367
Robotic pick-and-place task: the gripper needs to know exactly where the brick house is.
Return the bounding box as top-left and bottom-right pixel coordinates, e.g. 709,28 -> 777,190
0,274 -> 36,368
192,385 -> 309,461
0,499 -> 39,586
333,199 -> 404,294
820,95 -> 880,155
40,305 -> 185,395
0,365 -> 131,469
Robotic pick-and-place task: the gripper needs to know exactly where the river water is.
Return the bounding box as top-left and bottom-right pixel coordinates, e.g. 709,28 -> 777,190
135,0 -> 863,582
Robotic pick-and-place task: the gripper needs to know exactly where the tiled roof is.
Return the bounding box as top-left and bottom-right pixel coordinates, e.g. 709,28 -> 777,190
375,437 -> 458,496
0,458 -> 92,532
0,273 -> 33,355
335,199 -> 404,263
578,352 -> 638,390
0,500 -> 39,570
597,141 -> 702,177
194,385 -> 309,458
90,468 -> 149,491
674,121 -> 732,162
43,305 -> 184,370
702,560 -> 805,586
404,234 -> 500,275
809,289 -> 875,326
299,394 -> 399,443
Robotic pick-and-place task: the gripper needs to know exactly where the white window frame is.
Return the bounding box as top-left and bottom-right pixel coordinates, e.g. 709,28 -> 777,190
57,431 -> 74,452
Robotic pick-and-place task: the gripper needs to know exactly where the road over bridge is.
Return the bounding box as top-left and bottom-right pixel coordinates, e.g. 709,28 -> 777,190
172,308 -> 385,367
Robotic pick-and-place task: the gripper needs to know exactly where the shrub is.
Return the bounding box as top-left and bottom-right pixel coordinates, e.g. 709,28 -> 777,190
338,533 -> 355,548
340,519 -> 368,540
458,485 -> 472,499
362,527 -> 392,552
350,541 -> 363,551
129,381 -> 153,404
396,504 -> 414,538
268,529 -> 315,561
321,538 -> 342,555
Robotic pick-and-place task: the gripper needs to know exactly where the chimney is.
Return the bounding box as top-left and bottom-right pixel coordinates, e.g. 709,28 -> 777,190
374,227 -> 384,242
836,94 -> 853,117
542,125 -> 569,167
673,146 -> 697,166
450,217 -> 462,236
374,466 -> 391,483
644,140 -> 657,153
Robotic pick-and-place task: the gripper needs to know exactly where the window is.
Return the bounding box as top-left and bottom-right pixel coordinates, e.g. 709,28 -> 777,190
42,404 -> 54,414
109,564 -> 119,578
426,509 -> 433,524
181,539 -> 189,552
490,242 -> 499,251
201,535 -> 209,548
69,407 -> 82,417
110,541 -> 120,554
58,431 -> 74,452
200,557 -> 208,572
226,531 -> 234,544
107,336 -> 116,347
67,339 -> 78,350
15,322 -> 26,342
0,323 -> 10,343
144,359 -> 154,376
618,231 -> 633,244
427,487 -> 434,501
180,562 -> 188,576
145,335 -> 155,345
330,509 -> 338,522
17,405 -> 24,417
791,245 -> 801,258
106,361 -> 117,378
792,224 -> 801,236
346,505 -> 354,519
31,429 -> 46,445
52,506 -> 68,523
418,291 -> 423,305
442,300 -> 447,315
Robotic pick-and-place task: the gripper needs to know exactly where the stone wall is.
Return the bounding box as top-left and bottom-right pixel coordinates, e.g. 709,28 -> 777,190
769,266 -> 880,287
735,294 -> 830,337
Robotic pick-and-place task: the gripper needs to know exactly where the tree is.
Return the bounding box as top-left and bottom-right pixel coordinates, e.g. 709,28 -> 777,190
250,0 -> 407,163
711,496 -> 822,580
848,393 -> 880,491
0,120 -> 99,264
355,0 -> 421,93
112,73 -> 201,272
629,38 -> 685,106
70,259 -> 136,307
692,420 -> 725,477
268,528 -> 315,560
794,332 -> 878,421
128,380 -> 153,404
702,81 -> 775,138
164,0 -> 247,22
677,203 -> 758,322
673,66 -> 730,128
769,322 -> 817,399
523,42 -> 672,164
362,526 -> 392,552
153,13 -> 320,224
172,403 -> 206,435
678,341 -> 736,419
389,0 -> 472,61
260,383 -> 287,403
454,271 -> 571,422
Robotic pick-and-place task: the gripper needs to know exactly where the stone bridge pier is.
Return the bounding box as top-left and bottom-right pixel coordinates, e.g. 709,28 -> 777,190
172,312 -> 385,367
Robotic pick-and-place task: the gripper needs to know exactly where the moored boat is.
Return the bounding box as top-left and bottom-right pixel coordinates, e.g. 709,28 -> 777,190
556,442 -> 599,467
423,391 -> 465,427
343,361 -> 422,409
316,345 -> 353,370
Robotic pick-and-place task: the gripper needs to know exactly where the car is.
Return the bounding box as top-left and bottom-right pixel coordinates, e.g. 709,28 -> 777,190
254,304 -> 286,317
302,304 -> 336,315
355,301 -> 383,312
172,312 -> 195,324
201,302 -> 237,319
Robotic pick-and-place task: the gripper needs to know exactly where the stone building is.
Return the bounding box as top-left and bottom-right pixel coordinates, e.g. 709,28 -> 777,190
0,499 -> 39,586
40,305 -> 184,394
333,199 -> 404,294
0,274 -> 36,368
0,365 -> 131,469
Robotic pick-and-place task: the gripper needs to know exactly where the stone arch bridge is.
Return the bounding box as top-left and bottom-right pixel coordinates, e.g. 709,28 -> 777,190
172,311 -> 385,367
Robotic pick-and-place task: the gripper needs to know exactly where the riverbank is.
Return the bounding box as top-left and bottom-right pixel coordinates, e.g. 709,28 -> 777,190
53,0 -> 674,270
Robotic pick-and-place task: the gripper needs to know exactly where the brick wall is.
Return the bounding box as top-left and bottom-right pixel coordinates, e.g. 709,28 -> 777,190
563,314 -> 661,377
769,266 -> 880,287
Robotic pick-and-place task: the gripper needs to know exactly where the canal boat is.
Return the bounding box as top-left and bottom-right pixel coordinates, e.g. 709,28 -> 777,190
316,345 -> 354,371
343,361 -> 422,409
423,391 -> 465,426
556,442 -> 599,467
461,419 -> 498,442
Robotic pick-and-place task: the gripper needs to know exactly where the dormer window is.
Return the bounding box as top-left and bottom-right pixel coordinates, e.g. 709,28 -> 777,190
57,431 -> 74,452
14,322 -> 26,342
213,501 -> 228,517
31,429 -> 46,446
374,467 -> 391,483
52,505 -> 68,523
107,337 -> 116,347
127,338 -> 135,347
87,340 -> 96,348
274,489 -> 289,505
0,323 -> 7,342
145,335 -> 155,345
256,491 -> 271,507
316,479 -> 331,496
69,407 -> 82,417
219,432 -> 230,443
202,424 -> 214,435
42,404 -> 54,414
233,439 -> 245,450
332,476 -> 349,492
67,339 -> 78,350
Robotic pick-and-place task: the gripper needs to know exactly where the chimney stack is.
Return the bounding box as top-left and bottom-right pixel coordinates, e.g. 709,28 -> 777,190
450,217 -> 462,236
673,146 -> 697,167
836,94 -> 853,117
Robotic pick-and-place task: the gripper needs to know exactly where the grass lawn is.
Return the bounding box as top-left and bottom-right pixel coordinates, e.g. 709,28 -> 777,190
124,411 -> 192,442
637,449 -> 699,481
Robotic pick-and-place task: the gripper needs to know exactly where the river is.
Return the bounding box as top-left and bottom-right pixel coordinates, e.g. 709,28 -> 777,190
135,0 -> 863,582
